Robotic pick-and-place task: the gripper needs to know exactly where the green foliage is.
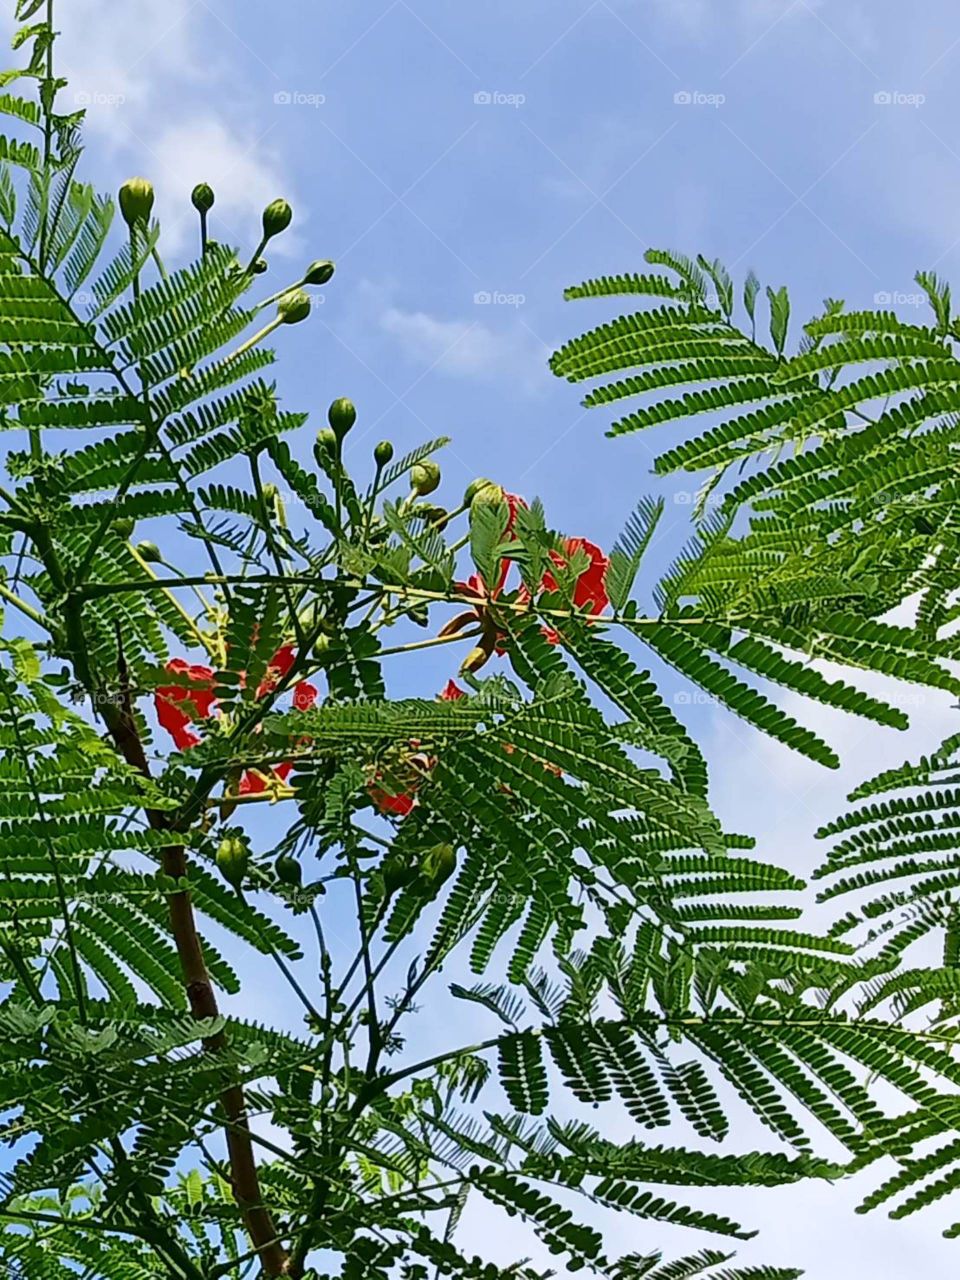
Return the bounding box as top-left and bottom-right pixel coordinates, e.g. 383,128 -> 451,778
1,12 -> 960,1280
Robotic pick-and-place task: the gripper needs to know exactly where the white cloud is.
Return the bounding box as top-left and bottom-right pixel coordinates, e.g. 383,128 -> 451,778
0,0 -> 298,263
147,119 -> 296,258
379,304 -> 550,393
54,0 -> 199,125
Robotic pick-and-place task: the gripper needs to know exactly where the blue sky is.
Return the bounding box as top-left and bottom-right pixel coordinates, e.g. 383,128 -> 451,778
27,0 -> 960,1274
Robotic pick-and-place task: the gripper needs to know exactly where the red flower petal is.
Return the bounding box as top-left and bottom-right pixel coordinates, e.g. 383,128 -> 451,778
293,681 -> 318,711
155,658 -> 217,750
439,680 -> 466,701
541,537 -> 609,644
256,645 -> 298,698
369,786 -> 416,817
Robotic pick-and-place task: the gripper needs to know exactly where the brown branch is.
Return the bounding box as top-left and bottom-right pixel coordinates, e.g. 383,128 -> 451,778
113,627 -> 291,1276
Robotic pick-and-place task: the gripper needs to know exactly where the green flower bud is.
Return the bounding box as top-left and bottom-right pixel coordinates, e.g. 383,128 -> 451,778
112,517 -> 135,539
382,854 -> 416,895
469,481 -> 504,509
304,259 -> 335,286
277,289 -> 311,325
410,461 -> 441,496
216,837 -> 249,890
424,505 -> 450,532
419,843 -> 457,889
252,258 -> 268,275
314,426 -> 338,458
118,177 -> 155,228
262,198 -> 293,239
276,853 -> 302,887
262,483 -> 279,502
136,540 -> 162,563
374,440 -> 394,468
191,183 -> 215,214
464,477 -> 496,506
328,397 -> 356,439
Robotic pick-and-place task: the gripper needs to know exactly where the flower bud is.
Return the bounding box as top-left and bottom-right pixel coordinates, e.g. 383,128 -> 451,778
419,843 -> 456,888
469,481 -> 504,509
136,540 -> 162,563
276,853 -> 302,887
277,289 -> 311,325
328,397 -> 357,439
252,258 -> 268,275
262,198 -> 293,239
118,177 -> 155,228
464,477 -> 495,506
410,461 -> 441,496
382,854 -> 416,894
374,440 -> 394,468
304,259 -> 335,286
262,483 -> 278,502
191,183 -> 215,214
315,426 -> 338,457
216,837 -> 249,889
461,644 -> 491,674
422,505 -> 449,531
112,517 -> 135,539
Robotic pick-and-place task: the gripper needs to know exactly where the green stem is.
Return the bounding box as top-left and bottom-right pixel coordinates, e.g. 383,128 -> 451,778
0,580 -> 56,634
244,233 -> 270,276
127,544 -> 215,654
250,452 -> 308,652
374,630 -> 480,657
225,314 -> 283,363
256,276 -> 309,311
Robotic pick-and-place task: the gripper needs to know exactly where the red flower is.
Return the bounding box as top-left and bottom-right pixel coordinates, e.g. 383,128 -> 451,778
255,644 -> 296,697
292,681 -> 318,712
439,680 -> 466,701
155,659 -> 217,751
155,649 -> 317,795
540,537 -> 609,644
458,491 -> 527,598
368,788 -> 416,817
239,679 -> 317,794
368,744 -> 435,819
